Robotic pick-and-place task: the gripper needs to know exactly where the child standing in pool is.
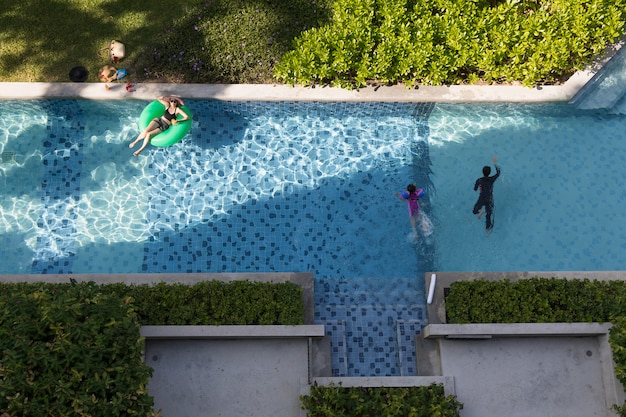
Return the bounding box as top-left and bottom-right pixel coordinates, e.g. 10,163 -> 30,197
395,183 -> 424,239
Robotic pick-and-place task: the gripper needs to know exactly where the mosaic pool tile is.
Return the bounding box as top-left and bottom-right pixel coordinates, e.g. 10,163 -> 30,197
325,320 -> 348,376
131,101 -> 436,375
31,101 -> 86,274
397,320 -> 423,376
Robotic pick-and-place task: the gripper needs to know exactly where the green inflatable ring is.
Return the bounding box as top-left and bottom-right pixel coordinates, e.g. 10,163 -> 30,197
138,100 -> 192,147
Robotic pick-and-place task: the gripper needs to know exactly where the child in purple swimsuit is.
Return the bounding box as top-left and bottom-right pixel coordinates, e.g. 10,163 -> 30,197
395,183 -> 424,238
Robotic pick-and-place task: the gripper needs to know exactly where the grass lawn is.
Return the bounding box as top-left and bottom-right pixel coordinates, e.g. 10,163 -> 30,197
0,0 -> 331,83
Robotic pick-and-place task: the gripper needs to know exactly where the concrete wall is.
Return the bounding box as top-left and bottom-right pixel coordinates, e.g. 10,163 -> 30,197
421,272 -> 626,417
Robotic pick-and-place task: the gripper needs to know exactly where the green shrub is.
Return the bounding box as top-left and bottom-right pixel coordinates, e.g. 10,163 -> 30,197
104,280 -> 305,325
3,280 -> 305,327
0,281 -> 155,417
275,0 -> 626,88
445,277 -> 622,324
301,382 -> 462,417
610,318 -> 626,417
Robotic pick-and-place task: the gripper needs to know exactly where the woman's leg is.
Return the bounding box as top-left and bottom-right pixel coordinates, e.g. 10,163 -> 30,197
133,127 -> 161,156
130,120 -> 160,148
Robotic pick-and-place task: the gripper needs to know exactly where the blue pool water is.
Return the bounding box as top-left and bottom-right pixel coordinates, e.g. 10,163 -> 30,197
1,99 -> 625,376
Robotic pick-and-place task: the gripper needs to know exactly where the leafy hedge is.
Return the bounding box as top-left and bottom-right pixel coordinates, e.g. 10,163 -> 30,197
274,0 -> 626,88
444,276 -> 626,416
610,316 -> 626,417
0,279 -> 304,416
102,280 -> 305,325
3,280 -> 305,326
445,277 -> 624,323
301,383 -> 462,417
0,281 -> 155,417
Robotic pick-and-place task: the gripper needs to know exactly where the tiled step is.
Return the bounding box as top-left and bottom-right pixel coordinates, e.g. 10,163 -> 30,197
396,319 -> 428,376
317,304 -> 426,376
314,276 -> 428,376
315,278 -> 425,306
323,320 -> 348,376
611,94 -> 626,115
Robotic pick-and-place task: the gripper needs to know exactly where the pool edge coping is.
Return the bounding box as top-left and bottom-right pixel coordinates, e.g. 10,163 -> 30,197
0,78 -> 590,102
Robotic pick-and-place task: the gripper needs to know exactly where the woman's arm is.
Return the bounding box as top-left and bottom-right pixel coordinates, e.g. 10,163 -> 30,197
175,108 -> 190,122
158,95 -> 185,105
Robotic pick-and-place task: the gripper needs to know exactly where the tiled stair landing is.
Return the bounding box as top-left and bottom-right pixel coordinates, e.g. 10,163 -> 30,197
315,277 -> 428,377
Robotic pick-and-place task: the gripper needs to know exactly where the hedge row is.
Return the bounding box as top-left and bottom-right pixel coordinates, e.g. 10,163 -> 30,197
445,277 -> 624,324
2,280 -> 305,327
101,280 -> 305,325
301,383 -> 462,417
274,0 -> 626,88
0,281 -> 155,417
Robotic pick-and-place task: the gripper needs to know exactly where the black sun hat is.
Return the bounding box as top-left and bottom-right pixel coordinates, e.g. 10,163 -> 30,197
69,66 -> 89,82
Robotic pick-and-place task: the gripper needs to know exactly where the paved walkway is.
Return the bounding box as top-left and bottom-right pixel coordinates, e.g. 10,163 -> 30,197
0,75 -> 590,103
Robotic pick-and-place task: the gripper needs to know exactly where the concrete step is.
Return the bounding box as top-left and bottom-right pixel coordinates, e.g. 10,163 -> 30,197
414,333 -> 442,376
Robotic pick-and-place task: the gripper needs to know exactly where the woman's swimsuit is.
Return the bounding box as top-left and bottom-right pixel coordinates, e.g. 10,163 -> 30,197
152,106 -> 177,131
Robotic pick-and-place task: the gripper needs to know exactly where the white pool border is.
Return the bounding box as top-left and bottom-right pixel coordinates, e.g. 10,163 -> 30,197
0,76 -> 592,103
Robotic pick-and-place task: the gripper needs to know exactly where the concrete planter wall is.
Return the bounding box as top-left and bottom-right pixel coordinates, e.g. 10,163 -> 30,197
142,324 -> 326,417
421,271 -> 626,417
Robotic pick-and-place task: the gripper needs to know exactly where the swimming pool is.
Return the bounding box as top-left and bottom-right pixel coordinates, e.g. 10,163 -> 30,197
1,98 -> 625,376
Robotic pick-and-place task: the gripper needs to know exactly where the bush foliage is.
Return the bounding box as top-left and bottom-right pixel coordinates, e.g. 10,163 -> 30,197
301,382 -> 463,417
445,277 -> 622,323
610,316 -> 626,417
103,280 -> 305,325
274,0 -> 626,88
0,281 -> 155,417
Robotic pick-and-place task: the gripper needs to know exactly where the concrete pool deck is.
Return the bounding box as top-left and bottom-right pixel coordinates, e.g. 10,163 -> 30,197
0,72 -> 594,103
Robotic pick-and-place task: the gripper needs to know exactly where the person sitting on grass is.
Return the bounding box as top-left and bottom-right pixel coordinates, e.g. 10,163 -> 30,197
129,96 -> 189,156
